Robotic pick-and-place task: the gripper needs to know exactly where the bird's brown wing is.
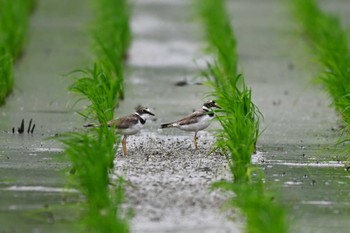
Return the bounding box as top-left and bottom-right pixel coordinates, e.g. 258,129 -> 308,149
176,110 -> 206,125
107,114 -> 139,129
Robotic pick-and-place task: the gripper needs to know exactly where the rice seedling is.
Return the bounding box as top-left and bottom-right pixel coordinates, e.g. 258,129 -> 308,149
0,0 -> 35,58
63,63 -> 129,232
214,177 -> 288,233
197,0 -> 259,180
0,0 -> 35,104
61,0 -> 133,231
293,0 -> 350,122
292,0 -> 350,161
91,0 -> 131,99
0,50 -> 13,105
197,0 -> 238,79
60,129 -> 129,233
197,0 -> 288,232
198,0 -> 259,183
69,64 -> 122,124
205,67 -> 260,183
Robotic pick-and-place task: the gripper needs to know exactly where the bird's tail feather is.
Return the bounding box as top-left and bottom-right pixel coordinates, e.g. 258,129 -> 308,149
160,123 -> 174,128
83,123 -> 99,128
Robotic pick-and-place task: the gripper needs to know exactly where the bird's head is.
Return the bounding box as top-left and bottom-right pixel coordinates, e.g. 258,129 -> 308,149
135,106 -> 155,119
202,100 -> 221,111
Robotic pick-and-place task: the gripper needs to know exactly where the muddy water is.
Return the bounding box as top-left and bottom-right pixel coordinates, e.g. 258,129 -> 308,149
0,0 -> 89,232
227,0 -> 350,232
1,0 -> 350,233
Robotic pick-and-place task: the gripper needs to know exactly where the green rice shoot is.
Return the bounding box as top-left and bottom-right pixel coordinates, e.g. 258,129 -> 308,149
0,50 -> 13,105
197,0 -> 288,232
61,1 -> 132,231
293,0 -> 350,162
60,129 -> 129,233
91,0 -> 131,99
0,0 -> 35,104
64,64 -> 128,232
69,64 -> 122,124
198,0 -> 259,183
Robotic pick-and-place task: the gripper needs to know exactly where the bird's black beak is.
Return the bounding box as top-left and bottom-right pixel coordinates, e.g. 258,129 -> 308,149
145,110 -> 155,116
214,103 -> 221,109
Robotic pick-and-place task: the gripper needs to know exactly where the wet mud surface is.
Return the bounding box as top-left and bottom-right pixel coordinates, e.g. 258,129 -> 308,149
114,134 -> 240,233
0,0 -> 350,233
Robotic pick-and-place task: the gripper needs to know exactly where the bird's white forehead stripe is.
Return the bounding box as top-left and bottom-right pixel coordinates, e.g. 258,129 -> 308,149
202,106 -> 210,111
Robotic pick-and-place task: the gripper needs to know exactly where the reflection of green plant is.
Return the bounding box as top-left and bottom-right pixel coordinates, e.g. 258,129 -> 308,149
0,0 -> 35,104
293,0 -> 350,160
198,1 -> 287,232
92,0 -> 131,99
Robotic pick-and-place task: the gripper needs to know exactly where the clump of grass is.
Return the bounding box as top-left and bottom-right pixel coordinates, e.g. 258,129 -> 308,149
214,178 -> 288,233
197,0 -> 238,79
206,66 -> 260,183
60,129 -> 129,233
0,0 -> 35,58
197,0 -> 288,232
293,0 -> 350,161
0,0 -> 35,104
62,1 -> 132,228
69,64 -> 122,124
63,63 -> 129,232
198,0 -> 259,183
91,0 -> 131,99
293,0 -> 350,123
0,50 -> 13,105
198,0 -> 259,181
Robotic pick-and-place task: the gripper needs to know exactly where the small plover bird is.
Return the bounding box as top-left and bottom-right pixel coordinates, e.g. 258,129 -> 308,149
84,106 -> 155,156
161,100 -> 220,149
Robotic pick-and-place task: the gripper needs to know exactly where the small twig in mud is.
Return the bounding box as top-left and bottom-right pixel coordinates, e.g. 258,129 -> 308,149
18,119 -> 25,134
27,119 -> 32,133
174,79 -> 202,87
13,118 -> 36,134
30,124 -> 35,134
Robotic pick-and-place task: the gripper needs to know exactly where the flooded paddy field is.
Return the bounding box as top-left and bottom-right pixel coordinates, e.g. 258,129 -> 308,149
0,0 -> 350,233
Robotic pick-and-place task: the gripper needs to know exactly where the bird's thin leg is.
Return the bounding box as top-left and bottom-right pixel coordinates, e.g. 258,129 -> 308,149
122,135 -> 128,156
194,131 -> 198,150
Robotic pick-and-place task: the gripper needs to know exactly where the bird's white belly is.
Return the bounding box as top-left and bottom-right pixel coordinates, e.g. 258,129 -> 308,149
178,115 -> 212,132
118,122 -> 143,135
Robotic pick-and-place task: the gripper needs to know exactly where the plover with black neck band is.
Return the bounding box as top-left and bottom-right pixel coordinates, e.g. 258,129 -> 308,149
84,106 -> 155,156
161,100 -> 220,149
